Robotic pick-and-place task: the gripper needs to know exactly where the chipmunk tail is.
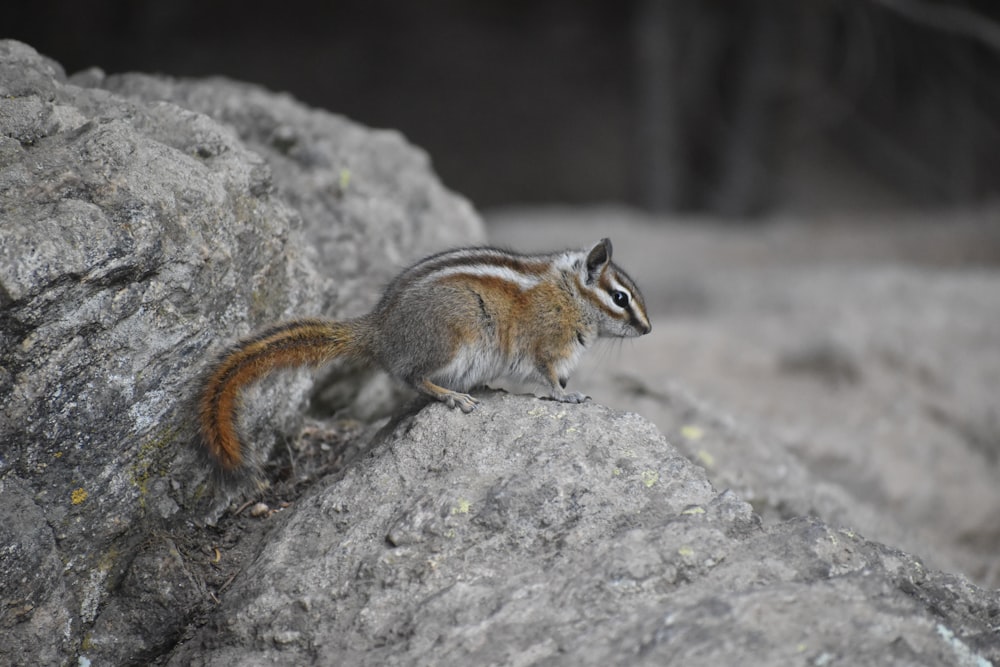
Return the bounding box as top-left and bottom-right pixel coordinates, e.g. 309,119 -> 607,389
197,318 -> 372,474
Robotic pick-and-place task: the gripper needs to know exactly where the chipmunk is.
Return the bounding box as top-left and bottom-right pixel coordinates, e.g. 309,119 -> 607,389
199,238 -> 651,472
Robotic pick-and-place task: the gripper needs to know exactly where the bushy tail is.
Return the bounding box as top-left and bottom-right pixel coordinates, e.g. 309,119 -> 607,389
198,318 -> 371,472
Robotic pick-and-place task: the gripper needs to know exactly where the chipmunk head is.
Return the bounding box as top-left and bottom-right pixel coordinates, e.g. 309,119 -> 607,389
580,238 -> 652,338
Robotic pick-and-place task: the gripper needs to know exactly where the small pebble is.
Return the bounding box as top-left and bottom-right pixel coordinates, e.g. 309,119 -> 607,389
249,502 -> 270,518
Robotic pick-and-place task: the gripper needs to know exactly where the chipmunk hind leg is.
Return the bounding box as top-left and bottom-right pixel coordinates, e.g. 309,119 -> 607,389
403,338 -> 486,413
375,284 -> 490,413
374,322 -> 481,413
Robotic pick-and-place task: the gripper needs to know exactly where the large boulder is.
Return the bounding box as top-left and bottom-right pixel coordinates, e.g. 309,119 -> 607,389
0,39 -> 482,665
165,393 -> 1000,666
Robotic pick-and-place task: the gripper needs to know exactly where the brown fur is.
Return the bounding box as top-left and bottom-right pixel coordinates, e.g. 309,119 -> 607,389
198,318 -> 368,471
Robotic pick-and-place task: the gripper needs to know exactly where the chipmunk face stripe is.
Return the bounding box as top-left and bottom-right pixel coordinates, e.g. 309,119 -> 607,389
575,265 -> 651,335
613,276 -> 651,334
590,271 -> 628,315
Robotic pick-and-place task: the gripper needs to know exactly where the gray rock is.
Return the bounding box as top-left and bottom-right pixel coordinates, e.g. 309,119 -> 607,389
165,393 -> 1000,666
0,39 -> 482,665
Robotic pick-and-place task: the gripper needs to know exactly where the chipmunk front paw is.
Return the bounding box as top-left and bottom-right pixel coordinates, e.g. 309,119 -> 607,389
548,390 -> 590,404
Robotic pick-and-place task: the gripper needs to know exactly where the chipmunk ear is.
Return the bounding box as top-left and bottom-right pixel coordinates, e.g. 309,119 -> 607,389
585,238 -> 612,282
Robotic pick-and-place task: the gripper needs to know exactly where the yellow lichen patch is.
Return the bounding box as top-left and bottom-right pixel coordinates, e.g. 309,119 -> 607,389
97,547 -> 119,574
130,427 -> 178,505
190,480 -> 210,502
640,470 -> 659,487
695,449 -> 716,469
451,498 -> 472,515
133,428 -> 177,475
681,425 -> 704,441
71,487 -> 88,505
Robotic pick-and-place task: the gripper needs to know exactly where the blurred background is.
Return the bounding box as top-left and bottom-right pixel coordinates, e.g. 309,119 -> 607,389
10,0 -> 1000,217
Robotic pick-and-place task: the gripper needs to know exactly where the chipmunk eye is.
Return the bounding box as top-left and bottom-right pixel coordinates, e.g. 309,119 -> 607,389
611,290 -> 629,308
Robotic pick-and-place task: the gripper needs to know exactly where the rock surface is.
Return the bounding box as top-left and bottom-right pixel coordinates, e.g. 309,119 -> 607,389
166,393 -> 1000,666
0,39 -> 481,665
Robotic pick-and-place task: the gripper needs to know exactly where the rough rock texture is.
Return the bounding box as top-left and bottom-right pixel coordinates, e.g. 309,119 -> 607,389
0,39 -> 481,665
166,393 -> 1000,666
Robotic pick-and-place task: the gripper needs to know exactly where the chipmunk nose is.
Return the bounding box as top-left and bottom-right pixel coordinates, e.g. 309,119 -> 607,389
631,316 -> 651,335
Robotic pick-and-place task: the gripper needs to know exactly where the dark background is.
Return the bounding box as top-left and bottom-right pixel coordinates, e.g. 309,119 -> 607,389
9,0 -> 1000,216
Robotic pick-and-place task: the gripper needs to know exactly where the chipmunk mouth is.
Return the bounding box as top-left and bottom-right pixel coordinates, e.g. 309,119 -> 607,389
628,313 -> 651,336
